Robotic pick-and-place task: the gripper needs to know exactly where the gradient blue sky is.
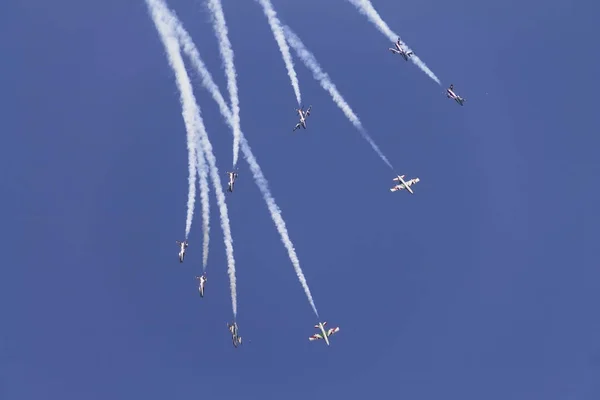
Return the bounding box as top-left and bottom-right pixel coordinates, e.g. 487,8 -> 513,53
2,0 -> 599,399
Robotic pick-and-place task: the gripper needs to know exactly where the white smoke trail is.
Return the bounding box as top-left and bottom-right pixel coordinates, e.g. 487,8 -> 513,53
146,3 -> 197,241
206,0 -> 242,168
283,25 -> 394,170
345,0 -> 440,85
193,109 -> 238,317
196,148 -> 211,271
146,0 -> 238,317
161,6 -> 319,316
255,0 -> 302,105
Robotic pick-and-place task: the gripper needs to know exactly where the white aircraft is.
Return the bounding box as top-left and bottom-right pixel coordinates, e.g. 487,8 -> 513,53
227,322 -> 242,348
195,274 -> 207,298
292,105 -> 312,131
308,322 -> 340,346
389,38 -> 413,61
226,171 -> 238,193
390,175 -> 420,194
176,240 -> 188,263
446,84 -> 465,106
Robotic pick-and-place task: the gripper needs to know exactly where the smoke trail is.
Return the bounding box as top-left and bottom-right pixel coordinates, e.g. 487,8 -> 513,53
206,0 -> 242,168
145,2 -> 197,240
345,0 -> 440,85
283,25 -> 394,170
161,6 -> 319,316
146,0 -> 238,317
196,148 -> 211,271
193,109 -> 238,317
255,0 -> 302,105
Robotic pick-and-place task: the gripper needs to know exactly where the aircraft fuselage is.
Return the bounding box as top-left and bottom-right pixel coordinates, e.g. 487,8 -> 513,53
319,323 -> 330,346
178,243 -> 186,262
447,89 -> 464,105
298,111 -> 306,126
227,172 -> 237,192
397,175 -> 414,194
228,323 -> 241,347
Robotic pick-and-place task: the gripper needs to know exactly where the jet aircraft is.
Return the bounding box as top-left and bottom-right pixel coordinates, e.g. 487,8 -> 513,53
195,274 -> 207,298
226,171 -> 238,193
292,105 -> 312,131
176,240 -> 188,263
228,322 -> 242,348
446,84 -> 465,106
390,175 -> 420,194
308,322 -> 340,346
389,38 -> 413,61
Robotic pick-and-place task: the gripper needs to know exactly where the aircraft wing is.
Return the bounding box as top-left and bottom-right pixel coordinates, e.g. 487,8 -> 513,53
309,334 -> 323,341
305,106 -> 311,117
326,327 -> 340,336
390,185 -> 403,192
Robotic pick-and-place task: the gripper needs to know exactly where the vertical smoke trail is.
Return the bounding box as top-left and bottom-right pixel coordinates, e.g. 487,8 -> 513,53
206,0 -> 243,168
196,148 -> 211,271
283,25 -> 394,170
255,0 -> 302,105
345,0 -> 441,85
148,6 -> 197,241
193,108 -> 238,318
183,141 -> 197,240
146,0 -> 238,317
159,5 -> 319,316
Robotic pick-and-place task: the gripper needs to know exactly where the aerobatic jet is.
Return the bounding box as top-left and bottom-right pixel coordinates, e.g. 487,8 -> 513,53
446,84 -> 465,106
389,38 -> 413,61
176,240 -> 188,263
195,274 -> 207,298
390,175 -> 420,194
228,322 -> 242,348
292,105 -> 312,131
226,171 -> 238,193
308,322 -> 340,346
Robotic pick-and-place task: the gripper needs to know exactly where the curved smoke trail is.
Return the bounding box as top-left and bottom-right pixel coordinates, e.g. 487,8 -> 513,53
193,112 -> 238,317
158,5 -> 319,317
283,25 -> 394,170
345,0 -> 440,85
255,0 -> 302,105
146,0 -> 238,317
206,0 -> 243,168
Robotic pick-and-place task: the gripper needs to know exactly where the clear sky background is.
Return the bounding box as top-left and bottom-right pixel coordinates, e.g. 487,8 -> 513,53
1,0 -> 599,399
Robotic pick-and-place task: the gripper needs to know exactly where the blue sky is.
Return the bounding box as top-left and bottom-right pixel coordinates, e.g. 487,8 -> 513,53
2,0 -> 599,398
